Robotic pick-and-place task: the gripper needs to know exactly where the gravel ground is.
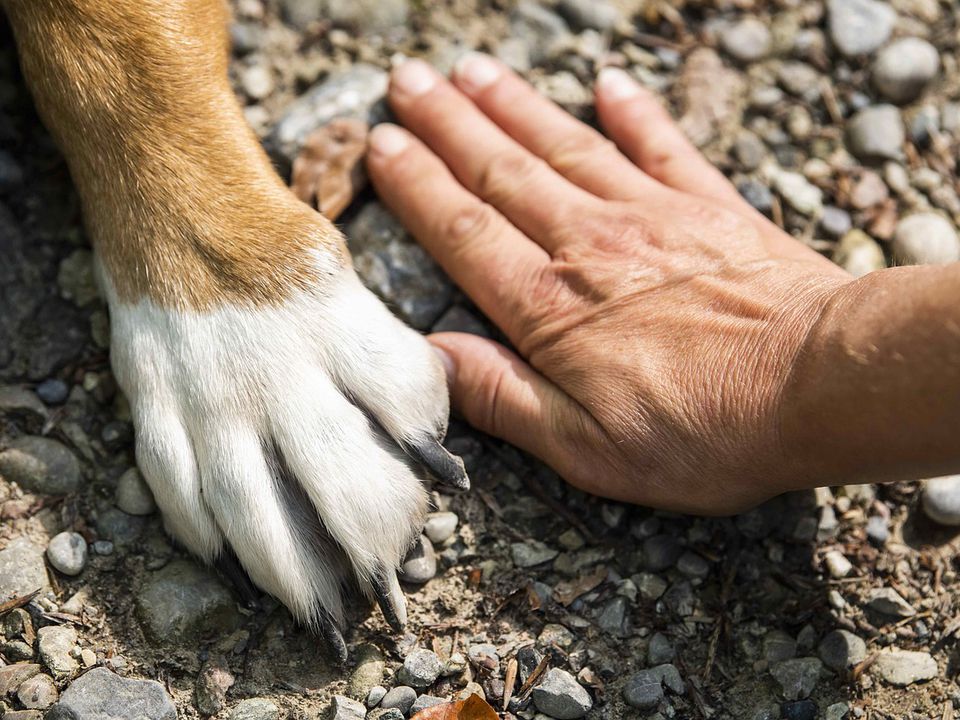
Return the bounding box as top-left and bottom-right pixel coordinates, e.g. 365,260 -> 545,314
2,0 -> 960,719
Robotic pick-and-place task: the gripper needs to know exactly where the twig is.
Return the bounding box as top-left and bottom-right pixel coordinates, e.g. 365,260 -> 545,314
0,589 -> 41,615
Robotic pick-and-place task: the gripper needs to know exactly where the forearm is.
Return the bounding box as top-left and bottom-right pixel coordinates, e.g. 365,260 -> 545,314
784,263 -> 960,488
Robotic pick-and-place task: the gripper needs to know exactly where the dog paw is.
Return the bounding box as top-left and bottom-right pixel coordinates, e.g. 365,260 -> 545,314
104,267 -> 466,660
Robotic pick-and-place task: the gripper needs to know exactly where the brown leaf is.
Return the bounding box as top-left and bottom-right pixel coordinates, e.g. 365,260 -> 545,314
290,118 -> 369,221
553,567 -> 608,607
410,694 -> 498,720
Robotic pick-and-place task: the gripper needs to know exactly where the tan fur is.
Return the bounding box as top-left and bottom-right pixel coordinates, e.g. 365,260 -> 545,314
3,0 -> 347,309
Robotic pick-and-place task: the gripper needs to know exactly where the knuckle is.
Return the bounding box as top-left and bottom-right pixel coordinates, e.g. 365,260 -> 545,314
476,150 -> 544,205
442,201 -> 499,252
549,133 -> 617,175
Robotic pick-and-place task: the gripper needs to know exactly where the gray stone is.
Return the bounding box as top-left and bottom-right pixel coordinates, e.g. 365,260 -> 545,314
872,38 -> 940,103
677,551 -> 710,579
596,596 -> 630,637
47,668 -> 176,720
38,626 -> 79,680
423,512 -> 458,545
399,534 -> 437,584
648,633 -> 675,665
46,532 -> 88,576
642,535 -> 682,572
0,149 -> 24,191
115,468 -> 157,516
368,710 -> 405,720
777,62 -> 821,100
467,643 -> 500,667
733,131 -> 766,170
827,0 -> 896,57
763,630 -> 797,664
35,379 -> 69,406
821,206 -> 853,238
770,658 -> 823,701
622,670 -> 662,710
0,537 -> 50,597
280,0 -> 408,33
818,630 -> 867,671
721,17 -> 772,63
737,180 -> 774,212
866,587 -> 916,618
398,649 -> 443,688
240,65 -> 274,101
826,702 -> 850,720
95,507 -> 146,548
873,650 -> 937,686
662,580 -> 696,617
892,213 -> 960,265
866,515 -> 890,544
922,475 -> 960,525
769,169 -> 823,216
0,436 -> 81,495
136,560 -> 241,641
556,0 -> 621,31
366,686 -> 387,708
782,700 -> 818,720
195,659 -> 235,716
271,64 -> 388,162
17,673 -> 58,710
511,540 -> 558,568
347,203 -> 454,330
846,105 -> 905,161
832,230 -> 886,277
0,386 -> 48,429
379,685 -> 416,714
510,1 -> 571,65
325,694 -> 365,720
650,664 -> 684,695
531,668 -> 592,719
410,695 -> 446,714
228,699 -> 278,720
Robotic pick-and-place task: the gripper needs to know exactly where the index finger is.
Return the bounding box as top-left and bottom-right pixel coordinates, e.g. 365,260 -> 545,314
365,123 -> 549,343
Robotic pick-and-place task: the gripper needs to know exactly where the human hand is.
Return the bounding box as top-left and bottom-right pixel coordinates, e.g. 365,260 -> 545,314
366,54 -> 858,514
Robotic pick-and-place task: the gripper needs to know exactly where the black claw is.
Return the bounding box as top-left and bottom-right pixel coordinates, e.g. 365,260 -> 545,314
405,438 -> 470,490
315,609 -> 348,663
371,567 -> 405,633
215,549 -> 261,610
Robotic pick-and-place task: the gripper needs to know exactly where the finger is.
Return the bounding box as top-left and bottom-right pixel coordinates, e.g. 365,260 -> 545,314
427,333 -> 600,485
595,68 -> 748,208
367,123 -> 548,342
388,59 -> 599,251
451,53 -> 662,201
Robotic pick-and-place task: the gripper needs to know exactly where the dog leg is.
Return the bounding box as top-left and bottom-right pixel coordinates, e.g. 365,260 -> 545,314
3,0 -> 466,658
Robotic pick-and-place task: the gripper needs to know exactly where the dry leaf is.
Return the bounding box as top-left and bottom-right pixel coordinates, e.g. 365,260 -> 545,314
553,567 -> 608,607
290,117 -> 368,221
410,693 -> 498,720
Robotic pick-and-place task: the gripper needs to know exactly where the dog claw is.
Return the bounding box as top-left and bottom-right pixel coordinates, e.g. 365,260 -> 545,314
371,566 -> 407,632
315,609 -> 348,663
215,549 -> 261,610
405,438 -> 470,491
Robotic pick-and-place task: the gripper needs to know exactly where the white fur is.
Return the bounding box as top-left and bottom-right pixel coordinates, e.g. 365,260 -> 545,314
99,267 -> 449,627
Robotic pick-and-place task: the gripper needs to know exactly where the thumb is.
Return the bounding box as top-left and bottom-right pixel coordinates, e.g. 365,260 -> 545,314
428,332 -> 587,476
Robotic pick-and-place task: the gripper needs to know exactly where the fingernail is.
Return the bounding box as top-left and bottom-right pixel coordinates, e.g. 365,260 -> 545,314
597,67 -> 640,101
392,59 -> 437,97
431,345 -> 456,387
368,124 -> 409,157
454,52 -> 501,92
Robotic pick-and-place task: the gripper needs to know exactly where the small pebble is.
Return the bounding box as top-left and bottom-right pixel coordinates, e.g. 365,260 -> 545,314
423,512 -> 458,545
230,698 -> 279,720
832,230 -> 886,277
820,206 -> 852,238
872,38 -> 940,104
92,540 -> 115,556
737,180 -> 774,212
922,476 -> 960,525
531,668 -> 593,719
818,630 -> 867,671
892,213 -> 960,265
46,532 -> 88,576
873,650 -> 937,686
399,535 -> 437,584
511,540 -> 558,568
398,649 -> 443,688
823,550 -> 853,579
867,588 -> 916,618
827,0 -> 895,57
410,695 -> 446,714
326,695 -> 365,720
17,673 -> 58,710
379,686 -> 416,714
648,633 -> 675,665
866,515 -> 890,545
115,468 -> 157,516
35,379 -> 69,405
720,17 -> 772,63
642,535 -> 682,572
770,658 -> 823,701
366,686 -> 387,708
846,105 -> 905,161
782,699 -> 818,720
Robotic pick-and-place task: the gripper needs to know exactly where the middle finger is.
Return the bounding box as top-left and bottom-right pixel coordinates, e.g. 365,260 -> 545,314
388,59 -> 600,253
